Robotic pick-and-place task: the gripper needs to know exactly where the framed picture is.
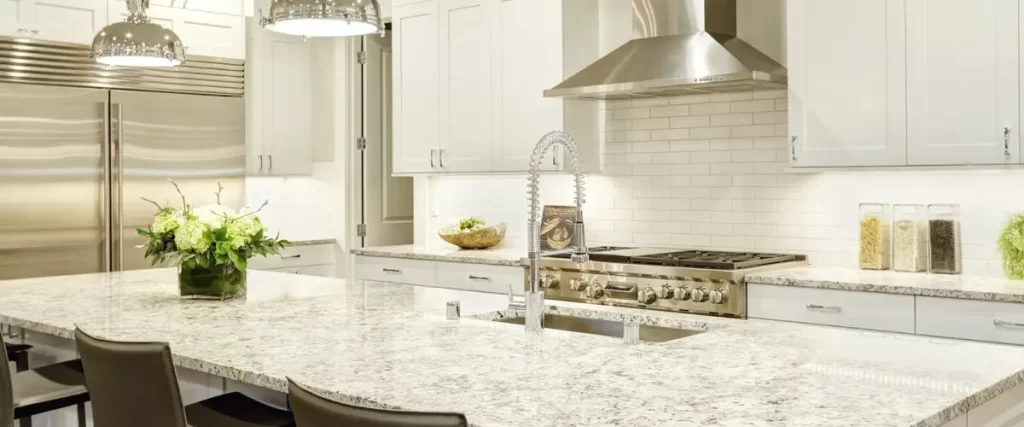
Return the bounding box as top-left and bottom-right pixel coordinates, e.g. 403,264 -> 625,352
540,205 -> 577,250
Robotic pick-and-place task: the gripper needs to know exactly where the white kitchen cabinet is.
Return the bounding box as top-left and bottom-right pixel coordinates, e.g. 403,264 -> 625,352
0,0 -> 34,38
437,0 -> 492,172
906,0 -> 1019,166
355,256 -> 439,287
354,255 -> 525,295
183,0 -> 244,16
245,21 -> 314,175
916,296 -> 1024,346
249,243 -> 336,277
392,0 -> 440,174
268,264 -> 335,277
787,0 -> 907,167
490,0 -> 563,172
747,284 -> 916,334
27,0 -> 107,44
175,7 -> 245,58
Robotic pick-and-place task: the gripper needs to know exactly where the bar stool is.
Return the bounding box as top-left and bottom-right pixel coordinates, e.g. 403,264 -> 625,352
74,328 -> 294,427
287,378 -> 468,427
0,331 -> 89,427
5,343 -> 31,372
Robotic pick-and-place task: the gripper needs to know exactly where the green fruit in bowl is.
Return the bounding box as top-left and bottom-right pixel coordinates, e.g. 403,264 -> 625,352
458,217 -> 486,231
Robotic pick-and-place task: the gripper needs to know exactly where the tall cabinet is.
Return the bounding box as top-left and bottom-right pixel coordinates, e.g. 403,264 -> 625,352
392,0 -> 440,173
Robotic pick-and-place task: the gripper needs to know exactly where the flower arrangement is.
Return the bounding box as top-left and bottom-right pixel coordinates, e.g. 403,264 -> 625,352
998,213 -> 1024,280
137,180 -> 288,298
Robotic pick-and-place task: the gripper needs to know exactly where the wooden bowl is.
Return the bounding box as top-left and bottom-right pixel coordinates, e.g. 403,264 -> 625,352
439,223 -> 506,249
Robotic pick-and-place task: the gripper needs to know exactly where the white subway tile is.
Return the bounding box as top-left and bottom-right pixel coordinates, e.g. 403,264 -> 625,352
776,149 -> 790,161
733,199 -> 776,212
651,152 -> 692,164
754,111 -> 787,125
597,209 -> 633,221
690,102 -> 732,115
651,105 -> 691,118
754,187 -> 801,200
711,92 -> 753,102
606,119 -> 632,131
603,165 -> 632,176
691,127 -> 732,139
624,130 -> 652,141
633,187 -> 670,198
653,129 -> 692,140
671,140 -> 711,151
632,97 -> 669,107
650,199 -> 691,210
708,187 -> 755,200
670,116 -> 711,128
614,107 -> 651,120
732,150 -> 778,162
672,234 -> 712,247
616,176 -> 652,188
633,141 -> 672,152
632,164 -> 672,175
775,124 -> 788,136
615,198 -> 651,210
618,153 -> 651,164
691,151 -> 732,163
708,211 -> 756,224
710,163 -> 753,175
730,99 -> 776,113
754,162 -> 788,174
658,222 -> 691,234
754,212 -> 803,226
602,154 -> 618,165
753,137 -> 787,149
692,222 -> 733,235
632,118 -> 670,130
604,99 -> 633,109
775,98 -> 788,111
592,231 -> 634,243
634,210 -> 674,222
669,94 -> 711,105
634,233 -> 672,245
615,221 -> 652,232
665,176 -> 692,187
604,142 -> 631,153
671,163 -> 710,175
671,187 -> 713,199
712,235 -> 755,249
731,125 -> 777,138
754,237 -> 802,251
711,113 -> 754,127
589,219 -> 615,231
604,132 -> 620,143
691,176 -> 733,187
709,138 -> 753,151
753,90 -> 787,99
675,211 -> 713,222
692,199 -> 732,212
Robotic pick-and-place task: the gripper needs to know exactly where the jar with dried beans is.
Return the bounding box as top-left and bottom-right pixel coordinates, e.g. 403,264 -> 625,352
892,204 -> 927,272
928,204 -> 961,274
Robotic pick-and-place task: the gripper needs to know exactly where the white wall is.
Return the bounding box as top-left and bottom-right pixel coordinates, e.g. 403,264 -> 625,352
426,90 -> 1020,278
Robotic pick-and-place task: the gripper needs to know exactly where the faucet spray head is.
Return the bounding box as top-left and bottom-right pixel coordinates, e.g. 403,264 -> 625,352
570,210 -> 588,264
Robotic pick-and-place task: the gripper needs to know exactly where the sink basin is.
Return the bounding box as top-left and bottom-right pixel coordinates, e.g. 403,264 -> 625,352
493,314 -> 703,343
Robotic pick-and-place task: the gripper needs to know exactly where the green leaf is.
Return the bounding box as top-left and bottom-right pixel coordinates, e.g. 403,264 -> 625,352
227,250 -> 246,271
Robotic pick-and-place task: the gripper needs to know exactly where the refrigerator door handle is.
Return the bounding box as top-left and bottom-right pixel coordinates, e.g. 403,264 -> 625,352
113,103 -> 124,271
103,100 -> 112,272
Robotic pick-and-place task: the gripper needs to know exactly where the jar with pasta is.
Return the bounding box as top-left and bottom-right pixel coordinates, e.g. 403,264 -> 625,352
928,204 -> 961,274
892,204 -> 927,272
859,203 -> 891,270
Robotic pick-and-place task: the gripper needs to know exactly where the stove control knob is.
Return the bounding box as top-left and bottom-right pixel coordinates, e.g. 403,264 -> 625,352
569,278 -> 588,291
585,283 -> 604,299
541,275 -> 560,289
638,287 -> 658,305
709,289 -> 728,304
691,287 -> 709,303
673,286 -> 691,301
656,284 -> 674,300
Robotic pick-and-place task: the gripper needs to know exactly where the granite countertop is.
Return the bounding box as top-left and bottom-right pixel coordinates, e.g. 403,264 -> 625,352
748,267 -> 1024,303
352,244 -> 524,267
287,238 -> 338,246
0,270 -> 1023,426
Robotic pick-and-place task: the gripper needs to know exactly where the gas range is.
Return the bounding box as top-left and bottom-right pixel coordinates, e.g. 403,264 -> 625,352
530,246 -> 807,318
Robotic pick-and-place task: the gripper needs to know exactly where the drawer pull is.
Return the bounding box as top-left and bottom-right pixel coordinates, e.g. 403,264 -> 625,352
468,275 -> 491,281
281,254 -> 302,259
806,304 -> 842,312
382,268 -> 402,274
993,319 -> 1024,328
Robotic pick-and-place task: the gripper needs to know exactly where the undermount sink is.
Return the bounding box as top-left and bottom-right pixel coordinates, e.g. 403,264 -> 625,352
493,314 -> 703,343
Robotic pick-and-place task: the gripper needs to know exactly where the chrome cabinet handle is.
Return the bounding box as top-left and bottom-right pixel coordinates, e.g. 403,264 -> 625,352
280,254 -> 301,259
439,149 -> 445,168
468,275 -> 491,281
268,155 -> 273,171
114,103 -> 124,270
806,304 -> 841,312
790,136 -> 798,162
258,154 -> 263,172
17,28 -> 39,36
994,319 -> 1024,328
430,149 -> 435,168
1004,127 -> 1011,158
382,268 -> 402,274
103,100 -> 112,271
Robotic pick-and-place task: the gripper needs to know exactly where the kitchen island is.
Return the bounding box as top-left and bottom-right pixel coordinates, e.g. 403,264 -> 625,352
2,269 -> 1024,427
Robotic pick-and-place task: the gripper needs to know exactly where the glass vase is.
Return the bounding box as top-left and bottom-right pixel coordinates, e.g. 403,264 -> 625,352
178,264 -> 246,300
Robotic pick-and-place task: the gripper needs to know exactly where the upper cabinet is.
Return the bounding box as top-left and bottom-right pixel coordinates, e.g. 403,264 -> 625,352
109,1 -> 245,59
905,0 -> 1019,166
1,0 -> 107,43
391,0 -> 597,175
789,0 -> 1024,168
787,0 -> 906,167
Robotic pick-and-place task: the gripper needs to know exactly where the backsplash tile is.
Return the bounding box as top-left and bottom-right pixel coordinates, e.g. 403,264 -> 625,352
425,90 -> 1024,277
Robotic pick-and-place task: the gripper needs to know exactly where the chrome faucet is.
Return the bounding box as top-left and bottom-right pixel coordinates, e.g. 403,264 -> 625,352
524,131 -> 589,332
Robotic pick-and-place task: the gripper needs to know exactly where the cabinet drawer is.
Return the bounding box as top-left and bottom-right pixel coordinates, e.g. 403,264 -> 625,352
354,256 -> 436,287
435,262 -> 524,295
917,297 -> 1024,345
267,264 -> 334,277
249,244 -> 334,269
748,284 -> 915,333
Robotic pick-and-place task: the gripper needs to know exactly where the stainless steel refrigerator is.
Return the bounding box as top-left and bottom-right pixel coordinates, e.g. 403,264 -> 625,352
0,40 -> 245,280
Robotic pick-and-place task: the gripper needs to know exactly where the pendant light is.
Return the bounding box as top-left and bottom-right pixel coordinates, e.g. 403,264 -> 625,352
261,0 -> 384,38
91,0 -> 185,67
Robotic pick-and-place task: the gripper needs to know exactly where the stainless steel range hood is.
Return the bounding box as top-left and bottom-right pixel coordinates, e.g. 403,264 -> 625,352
545,0 -> 786,101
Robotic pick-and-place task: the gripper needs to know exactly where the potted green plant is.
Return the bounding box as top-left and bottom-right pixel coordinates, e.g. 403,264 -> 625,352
137,181 -> 288,299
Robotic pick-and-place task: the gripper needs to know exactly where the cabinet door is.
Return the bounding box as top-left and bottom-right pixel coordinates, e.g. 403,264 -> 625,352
24,0 -> 106,44
108,3 -> 177,32
906,0 -> 1019,166
175,9 -> 245,59
0,0 -> 31,38
438,0 -> 492,172
787,0 -> 907,167
392,1 -> 440,174
183,0 -> 243,16
490,0 -> 563,172
261,31 -> 313,175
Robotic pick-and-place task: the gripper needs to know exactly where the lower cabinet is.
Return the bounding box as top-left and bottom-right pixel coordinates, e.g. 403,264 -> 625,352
353,255 -> 525,295
747,284 -> 916,334
916,297 -> 1024,346
248,243 -> 336,277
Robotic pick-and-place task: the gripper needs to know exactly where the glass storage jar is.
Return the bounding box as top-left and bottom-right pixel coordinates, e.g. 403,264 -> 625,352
859,203 -> 891,270
928,204 -> 961,274
892,204 -> 928,272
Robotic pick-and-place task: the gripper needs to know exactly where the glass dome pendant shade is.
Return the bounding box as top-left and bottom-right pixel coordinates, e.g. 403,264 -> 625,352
261,0 -> 385,38
91,0 -> 185,67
